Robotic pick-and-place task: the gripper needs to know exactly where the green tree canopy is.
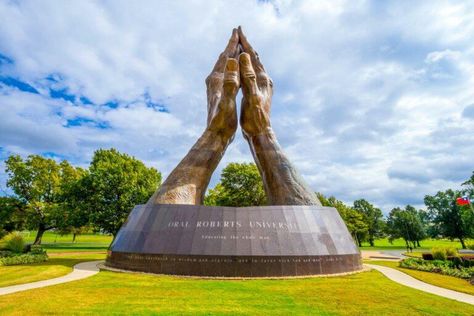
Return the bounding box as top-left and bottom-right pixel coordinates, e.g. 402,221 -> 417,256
5,155 -> 83,244
56,165 -> 90,241
424,189 -> 473,249
353,199 -> 384,247
0,196 -> 25,235
85,148 -> 161,236
386,205 -> 426,249
316,193 -> 368,246
204,162 -> 267,207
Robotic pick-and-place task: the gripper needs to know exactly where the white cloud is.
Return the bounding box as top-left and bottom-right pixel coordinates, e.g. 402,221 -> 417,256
0,0 -> 473,213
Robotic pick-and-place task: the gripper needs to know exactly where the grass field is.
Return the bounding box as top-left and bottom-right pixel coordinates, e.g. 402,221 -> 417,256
21,231 -> 112,252
0,252 -> 106,287
370,260 -> 474,296
1,233 -> 473,315
1,267 -> 473,315
20,231 -> 469,251
359,238 -> 469,250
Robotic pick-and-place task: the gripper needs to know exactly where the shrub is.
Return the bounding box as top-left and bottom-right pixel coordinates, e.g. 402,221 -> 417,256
445,247 -> 458,257
467,242 -> 474,250
29,245 -> 46,254
0,232 -> 26,253
431,247 -> 447,261
450,256 -> 463,268
399,258 -> 474,279
460,256 -> 474,268
0,253 -> 48,266
421,253 -> 433,260
0,250 -> 13,258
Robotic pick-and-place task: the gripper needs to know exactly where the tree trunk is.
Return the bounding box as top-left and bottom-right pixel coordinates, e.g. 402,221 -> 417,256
416,240 -> 421,247
460,237 -> 466,249
369,238 -> 374,247
72,233 -> 77,243
34,224 -> 46,245
356,234 -> 362,247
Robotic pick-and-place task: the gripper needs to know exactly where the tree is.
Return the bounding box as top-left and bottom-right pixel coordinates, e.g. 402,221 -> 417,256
204,162 -> 267,207
0,196 -> 25,235
386,205 -> 426,249
5,155 -> 83,244
56,166 -> 90,242
317,193 -> 368,247
462,171 -> 474,192
85,149 -> 161,236
424,189 -> 473,249
353,199 -> 384,247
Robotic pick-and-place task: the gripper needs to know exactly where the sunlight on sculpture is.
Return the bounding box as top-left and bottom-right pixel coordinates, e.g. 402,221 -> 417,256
150,27 -> 320,206
106,27 -> 361,277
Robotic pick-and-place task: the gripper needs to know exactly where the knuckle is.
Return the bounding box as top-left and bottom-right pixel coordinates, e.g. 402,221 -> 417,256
206,72 -> 224,87
257,73 -> 272,87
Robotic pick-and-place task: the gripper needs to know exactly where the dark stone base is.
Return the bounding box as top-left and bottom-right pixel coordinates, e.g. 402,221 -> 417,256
106,252 -> 362,277
106,204 -> 362,277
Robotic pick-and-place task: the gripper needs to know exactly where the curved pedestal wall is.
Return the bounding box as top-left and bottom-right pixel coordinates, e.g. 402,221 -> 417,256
106,204 -> 362,277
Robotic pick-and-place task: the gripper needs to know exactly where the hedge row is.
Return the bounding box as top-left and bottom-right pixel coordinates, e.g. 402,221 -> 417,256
0,253 -> 48,266
400,258 -> 474,279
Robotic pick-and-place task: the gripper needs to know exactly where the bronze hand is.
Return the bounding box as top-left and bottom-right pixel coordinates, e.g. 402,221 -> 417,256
238,27 -> 321,206
150,29 -> 240,205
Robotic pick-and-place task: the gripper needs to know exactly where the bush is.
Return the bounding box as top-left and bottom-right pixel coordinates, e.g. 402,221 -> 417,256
421,253 -> 433,260
467,242 -> 474,250
0,250 -> 13,258
460,256 -> 474,268
400,258 -> 474,279
445,247 -> 458,257
431,247 -> 447,260
0,253 -> 48,266
450,256 -> 463,268
0,232 -> 26,253
29,245 -> 46,254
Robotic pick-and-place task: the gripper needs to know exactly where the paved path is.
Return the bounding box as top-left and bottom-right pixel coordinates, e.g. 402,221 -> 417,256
366,264 -> 474,305
380,250 -> 406,259
360,250 -> 401,260
0,260 -> 103,296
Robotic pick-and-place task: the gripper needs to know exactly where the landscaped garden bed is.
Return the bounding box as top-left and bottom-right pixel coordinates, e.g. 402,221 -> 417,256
399,247 -> 474,281
0,232 -> 48,266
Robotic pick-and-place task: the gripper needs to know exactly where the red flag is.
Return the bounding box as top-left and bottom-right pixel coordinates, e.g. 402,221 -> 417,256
456,196 -> 470,206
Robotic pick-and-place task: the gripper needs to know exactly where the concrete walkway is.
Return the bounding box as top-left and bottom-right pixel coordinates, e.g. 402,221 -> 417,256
360,250 -> 401,260
366,264 -> 474,305
0,260 -> 103,296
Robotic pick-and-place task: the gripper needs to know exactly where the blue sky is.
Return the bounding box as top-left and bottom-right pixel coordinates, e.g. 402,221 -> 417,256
0,0 -> 473,213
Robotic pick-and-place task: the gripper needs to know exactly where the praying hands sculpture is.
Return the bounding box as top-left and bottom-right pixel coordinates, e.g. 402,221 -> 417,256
149,27 -> 321,206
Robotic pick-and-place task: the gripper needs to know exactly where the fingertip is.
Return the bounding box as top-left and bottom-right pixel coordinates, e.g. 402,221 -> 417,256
239,52 -> 251,66
225,58 -> 239,72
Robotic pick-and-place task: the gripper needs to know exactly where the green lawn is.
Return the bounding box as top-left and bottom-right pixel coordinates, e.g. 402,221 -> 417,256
1,233 -> 473,315
0,268 -> 472,315
19,231 -> 469,252
0,252 -> 106,287
22,231 -> 112,244
359,238 -> 469,250
21,231 -> 112,252
370,260 -> 474,296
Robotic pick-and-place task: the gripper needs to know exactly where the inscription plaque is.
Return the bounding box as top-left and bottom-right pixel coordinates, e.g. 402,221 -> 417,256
106,204 -> 362,277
